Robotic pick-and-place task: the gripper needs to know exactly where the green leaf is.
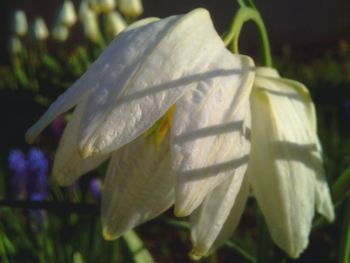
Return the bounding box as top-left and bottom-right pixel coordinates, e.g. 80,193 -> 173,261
332,166 -> 350,205
1,235 -> 16,255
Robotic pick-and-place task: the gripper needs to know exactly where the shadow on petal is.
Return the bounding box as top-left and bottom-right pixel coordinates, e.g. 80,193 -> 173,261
118,68 -> 255,104
180,155 -> 249,182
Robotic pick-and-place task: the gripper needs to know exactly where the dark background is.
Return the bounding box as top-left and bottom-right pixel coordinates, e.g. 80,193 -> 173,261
1,0 -> 350,155
1,0 -> 350,59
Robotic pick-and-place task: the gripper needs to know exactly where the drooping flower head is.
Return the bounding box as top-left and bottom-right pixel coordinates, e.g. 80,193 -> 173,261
26,8 -> 254,241
25,7 -> 334,260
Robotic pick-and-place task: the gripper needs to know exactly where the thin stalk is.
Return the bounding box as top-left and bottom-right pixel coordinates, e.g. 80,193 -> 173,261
338,196 -> 350,263
223,7 -> 272,67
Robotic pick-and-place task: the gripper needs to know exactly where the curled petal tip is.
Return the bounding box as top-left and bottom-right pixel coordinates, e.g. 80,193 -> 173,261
188,248 -> 206,261
102,227 -> 118,241
25,129 -> 36,144
174,207 -> 191,218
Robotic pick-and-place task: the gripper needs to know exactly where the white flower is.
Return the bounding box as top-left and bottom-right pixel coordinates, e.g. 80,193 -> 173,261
57,1 -> 77,27
13,10 -> 28,36
31,17 -> 49,41
189,67 -> 335,259
103,11 -> 127,38
26,8 -> 254,240
80,7 -> 101,43
118,0 -> 143,17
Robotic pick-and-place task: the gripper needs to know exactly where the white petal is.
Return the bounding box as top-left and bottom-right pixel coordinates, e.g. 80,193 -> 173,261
52,100 -> 109,186
79,9 -> 235,157
248,69 -> 334,257
25,17 -> 160,143
102,135 -> 174,240
189,161 -> 250,260
171,53 -> 254,216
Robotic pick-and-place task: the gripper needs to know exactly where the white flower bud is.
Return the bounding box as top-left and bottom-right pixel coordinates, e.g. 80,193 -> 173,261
89,0 -> 116,14
13,10 -> 28,36
118,0 -> 143,17
57,1 -> 77,27
78,0 -> 90,20
52,24 -> 70,42
81,8 -> 101,43
32,17 -> 49,41
104,11 -> 126,38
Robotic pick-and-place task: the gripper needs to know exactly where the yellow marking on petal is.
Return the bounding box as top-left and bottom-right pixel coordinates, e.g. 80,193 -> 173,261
144,105 -> 176,150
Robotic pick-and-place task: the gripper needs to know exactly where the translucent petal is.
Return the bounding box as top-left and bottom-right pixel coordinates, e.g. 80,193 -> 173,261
248,68 -> 334,257
25,16 -> 160,143
52,100 -> 109,186
171,53 -> 254,216
79,9 -> 235,157
189,157 -> 250,260
102,135 -> 174,240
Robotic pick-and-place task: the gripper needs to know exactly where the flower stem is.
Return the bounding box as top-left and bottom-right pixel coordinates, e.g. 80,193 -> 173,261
338,196 -> 350,263
223,6 -> 272,67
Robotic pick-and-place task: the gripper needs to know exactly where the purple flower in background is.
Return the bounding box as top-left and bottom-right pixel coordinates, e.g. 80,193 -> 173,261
8,149 -> 28,199
8,147 -> 49,232
89,178 -> 101,201
7,147 -> 49,200
27,147 -> 49,197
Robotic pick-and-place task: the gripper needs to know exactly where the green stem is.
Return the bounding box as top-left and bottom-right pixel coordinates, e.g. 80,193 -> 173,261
338,196 -> 350,263
223,7 -> 272,67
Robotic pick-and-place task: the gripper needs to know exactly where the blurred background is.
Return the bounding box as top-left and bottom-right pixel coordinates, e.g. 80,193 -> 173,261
0,0 -> 350,262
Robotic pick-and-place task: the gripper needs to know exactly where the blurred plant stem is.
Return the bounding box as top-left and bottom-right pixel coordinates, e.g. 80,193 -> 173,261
224,5 -> 272,67
338,196 -> 350,263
